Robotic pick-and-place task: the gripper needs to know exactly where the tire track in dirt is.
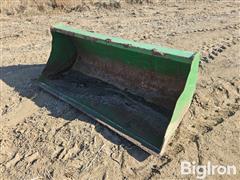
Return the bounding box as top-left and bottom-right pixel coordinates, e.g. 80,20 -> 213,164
167,23 -> 240,37
201,35 -> 240,63
191,75 -> 239,136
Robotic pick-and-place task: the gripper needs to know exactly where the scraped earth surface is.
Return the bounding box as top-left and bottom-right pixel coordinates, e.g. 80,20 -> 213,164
0,0 -> 240,179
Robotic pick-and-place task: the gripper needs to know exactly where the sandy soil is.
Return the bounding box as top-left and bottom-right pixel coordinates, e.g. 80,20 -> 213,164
0,0 -> 240,179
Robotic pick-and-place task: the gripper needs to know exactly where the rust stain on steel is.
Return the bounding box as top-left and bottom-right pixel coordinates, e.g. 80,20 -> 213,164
123,43 -> 132,48
152,48 -> 165,56
73,52 -> 186,110
88,36 -> 99,42
105,38 -> 112,43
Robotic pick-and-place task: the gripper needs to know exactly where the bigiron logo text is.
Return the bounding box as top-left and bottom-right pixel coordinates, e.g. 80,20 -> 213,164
181,161 -> 237,179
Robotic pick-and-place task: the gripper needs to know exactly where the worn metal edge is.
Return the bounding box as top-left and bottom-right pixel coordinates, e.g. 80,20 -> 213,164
38,80 -> 161,155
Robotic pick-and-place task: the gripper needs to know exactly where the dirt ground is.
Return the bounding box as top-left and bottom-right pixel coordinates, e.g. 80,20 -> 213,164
0,0 -> 240,179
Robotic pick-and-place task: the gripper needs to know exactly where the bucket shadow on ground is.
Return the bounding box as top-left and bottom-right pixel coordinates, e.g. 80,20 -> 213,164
0,64 -> 150,161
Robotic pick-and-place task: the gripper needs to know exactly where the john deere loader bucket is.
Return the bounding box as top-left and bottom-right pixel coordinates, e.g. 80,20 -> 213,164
39,24 -> 200,155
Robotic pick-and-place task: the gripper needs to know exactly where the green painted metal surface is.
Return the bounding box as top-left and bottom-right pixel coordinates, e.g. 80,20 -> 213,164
39,24 -> 200,154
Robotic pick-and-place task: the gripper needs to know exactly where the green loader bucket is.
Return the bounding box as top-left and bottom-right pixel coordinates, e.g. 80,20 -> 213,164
39,24 -> 200,155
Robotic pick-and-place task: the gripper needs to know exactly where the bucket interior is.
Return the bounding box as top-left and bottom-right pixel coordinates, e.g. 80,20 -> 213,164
40,31 -> 192,153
